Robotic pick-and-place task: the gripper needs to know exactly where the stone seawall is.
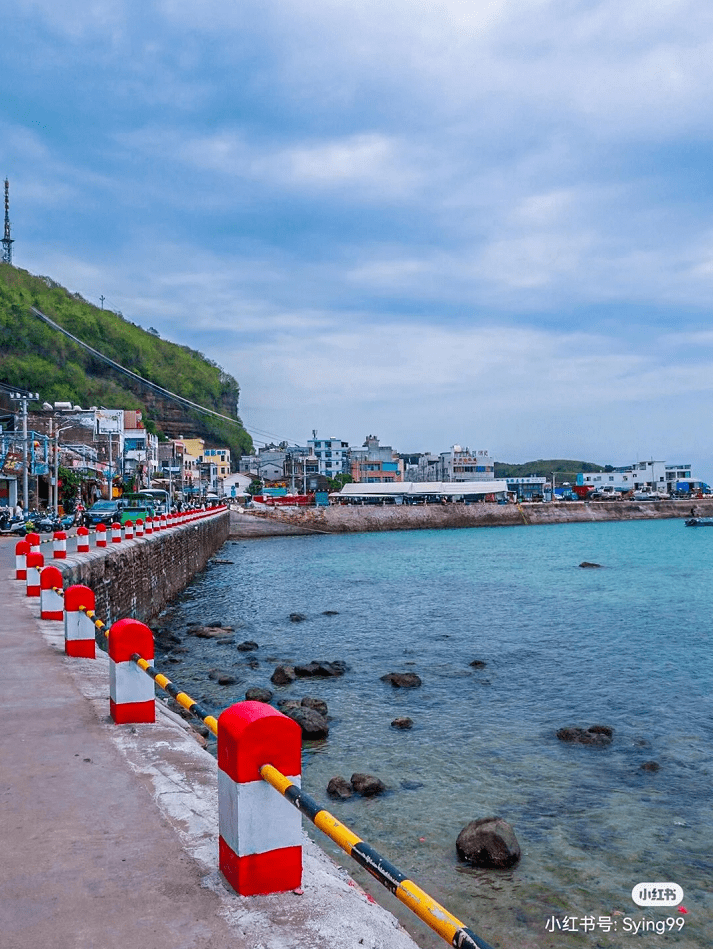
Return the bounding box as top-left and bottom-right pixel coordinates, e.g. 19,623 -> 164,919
59,512 -> 230,624
231,500 -> 713,537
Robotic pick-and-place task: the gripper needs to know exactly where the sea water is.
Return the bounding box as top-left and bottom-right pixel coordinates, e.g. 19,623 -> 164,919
158,519 -> 713,948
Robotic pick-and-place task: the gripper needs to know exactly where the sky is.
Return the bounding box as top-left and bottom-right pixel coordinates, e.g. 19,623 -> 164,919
4,1 -> 713,474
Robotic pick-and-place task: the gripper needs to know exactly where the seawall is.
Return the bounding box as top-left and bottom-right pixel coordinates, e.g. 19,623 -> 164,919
230,499 -> 713,537
59,512 -> 230,624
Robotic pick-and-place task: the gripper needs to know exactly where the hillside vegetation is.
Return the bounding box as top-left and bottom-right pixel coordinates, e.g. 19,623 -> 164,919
0,265 -> 252,457
494,459 -> 608,482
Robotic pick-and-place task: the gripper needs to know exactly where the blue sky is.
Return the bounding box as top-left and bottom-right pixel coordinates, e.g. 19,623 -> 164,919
4,1 -> 713,474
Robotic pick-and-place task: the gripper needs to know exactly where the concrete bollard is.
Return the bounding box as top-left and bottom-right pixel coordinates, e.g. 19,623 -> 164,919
108,619 -> 155,724
96,523 -> 107,547
144,517 -> 153,535
111,522 -> 122,543
40,566 -> 65,620
124,520 -> 134,540
26,531 -> 41,555
64,584 -> 97,658
15,540 -> 30,580
53,530 -> 67,559
218,702 -> 303,896
76,526 -> 90,552
26,552 -> 44,597
135,519 -> 144,537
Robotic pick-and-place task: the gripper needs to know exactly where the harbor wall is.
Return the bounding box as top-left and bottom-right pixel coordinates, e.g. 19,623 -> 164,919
59,512 -> 230,624
230,499 -> 713,537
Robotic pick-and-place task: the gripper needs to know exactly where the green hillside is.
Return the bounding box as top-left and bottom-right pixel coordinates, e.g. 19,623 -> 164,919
0,265 -> 252,458
494,459 -> 609,482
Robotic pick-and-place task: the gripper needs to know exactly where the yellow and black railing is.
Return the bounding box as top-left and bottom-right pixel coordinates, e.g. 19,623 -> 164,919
130,654 -> 219,737
259,763 -> 495,949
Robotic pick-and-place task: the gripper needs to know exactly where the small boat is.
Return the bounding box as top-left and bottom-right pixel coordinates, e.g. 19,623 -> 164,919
685,517 -> 713,527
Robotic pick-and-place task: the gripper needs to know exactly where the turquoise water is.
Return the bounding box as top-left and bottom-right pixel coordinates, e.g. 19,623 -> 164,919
160,519 -> 713,948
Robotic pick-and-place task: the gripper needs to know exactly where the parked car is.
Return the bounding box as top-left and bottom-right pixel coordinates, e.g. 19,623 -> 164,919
83,500 -> 123,527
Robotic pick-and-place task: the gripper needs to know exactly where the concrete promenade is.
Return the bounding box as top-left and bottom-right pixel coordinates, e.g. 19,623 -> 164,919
0,537 -> 419,949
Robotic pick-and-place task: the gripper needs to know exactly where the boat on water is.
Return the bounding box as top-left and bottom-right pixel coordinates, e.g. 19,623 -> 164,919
685,517 -> 713,527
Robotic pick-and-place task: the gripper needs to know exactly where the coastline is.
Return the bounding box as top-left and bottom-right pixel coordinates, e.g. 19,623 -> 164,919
230,498 -> 712,537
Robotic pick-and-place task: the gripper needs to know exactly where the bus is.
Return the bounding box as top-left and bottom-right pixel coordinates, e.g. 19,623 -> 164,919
132,488 -> 171,514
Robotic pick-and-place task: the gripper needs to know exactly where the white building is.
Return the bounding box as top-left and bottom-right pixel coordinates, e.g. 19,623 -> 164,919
439,446 -> 494,482
578,460 -> 695,496
308,435 -> 350,478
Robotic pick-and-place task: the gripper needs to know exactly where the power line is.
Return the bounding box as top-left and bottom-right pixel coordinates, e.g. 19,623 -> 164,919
27,306 -> 301,447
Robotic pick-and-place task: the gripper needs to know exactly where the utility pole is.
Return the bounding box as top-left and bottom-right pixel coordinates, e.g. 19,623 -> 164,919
10,390 -> 39,510
100,295 -> 105,309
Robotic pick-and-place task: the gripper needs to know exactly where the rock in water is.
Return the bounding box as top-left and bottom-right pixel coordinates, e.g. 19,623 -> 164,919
380,672 -> 422,688
456,817 -> 521,869
270,665 -> 297,685
245,687 -> 273,703
327,776 -> 353,799
579,561 -> 602,568
237,640 -> 259,651
301,696 -> 329,716
351,773 -> 387,796
281,706 -> 329,739
556,724 -> 614,746
391,717 -> 414,729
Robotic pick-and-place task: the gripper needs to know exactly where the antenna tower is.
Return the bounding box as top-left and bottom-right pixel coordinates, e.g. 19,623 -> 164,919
2,178 -> 13,265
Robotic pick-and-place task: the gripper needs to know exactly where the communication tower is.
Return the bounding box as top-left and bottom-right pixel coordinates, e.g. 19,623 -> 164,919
2,178 -> 14,265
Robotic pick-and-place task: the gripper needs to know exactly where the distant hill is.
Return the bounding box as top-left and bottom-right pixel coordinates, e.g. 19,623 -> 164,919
0,265 -> 252,459
494,459 -> 609,482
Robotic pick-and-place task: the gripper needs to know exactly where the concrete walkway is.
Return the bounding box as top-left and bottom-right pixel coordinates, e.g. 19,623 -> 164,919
0,538 -> 419,949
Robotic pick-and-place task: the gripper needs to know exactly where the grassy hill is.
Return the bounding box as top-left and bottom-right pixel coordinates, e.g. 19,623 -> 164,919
0,264 -> 252,458
494,459 -> 609,482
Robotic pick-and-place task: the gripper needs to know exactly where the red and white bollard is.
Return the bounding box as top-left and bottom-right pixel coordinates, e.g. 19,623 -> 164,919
160,512 -> 168,530
111,522 -> 122,543
135,519 -> 144,537
108,619 -> 155,724
40,566 -> 65,621
64,584 -> 96,658
124,520 -> 134,540
144,517 -> 153,535
77,526 -> 90,552
26,552 -> 44,597
53,530 -> 67,559
96,523 -> 107,548
26,532 -> 41,555
15,540 -> 29,580
218,702 -> 303,896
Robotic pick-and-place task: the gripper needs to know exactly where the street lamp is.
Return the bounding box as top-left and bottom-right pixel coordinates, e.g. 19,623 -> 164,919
9,390 -> 39,510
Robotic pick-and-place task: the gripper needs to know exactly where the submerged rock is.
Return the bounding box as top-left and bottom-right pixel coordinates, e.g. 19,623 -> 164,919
245,687 -> 273,703
351,773 -> 387,796
327,776 -> 353,799
556,724 -> 614,745
640,760 -> 660,772
301,696 -> 329,716
295,660 -> 347,678
456,816 -> 521,869
391,717 -> 414,729
190,626 -> 234,639
469,659 -> 487,669
237,640 -> 259,651
281,705 -> 329,739
380,672 -> 422,688
579,561 -> 602,569
289,613 -> 307,622
270,665 -> 297,685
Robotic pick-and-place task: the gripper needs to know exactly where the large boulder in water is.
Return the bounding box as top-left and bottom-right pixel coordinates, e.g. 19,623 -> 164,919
456,816 -> 521,869
557,724 -> 613,746
380,672 -> 422,688
270,665 -> 296,685
281,705 -> 329,739
351,773 -> 386,796
295,660 -> 347,678
327,776 -> 353,799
